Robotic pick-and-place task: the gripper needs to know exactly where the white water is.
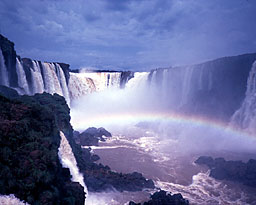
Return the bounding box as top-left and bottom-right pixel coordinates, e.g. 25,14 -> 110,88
0,48 -> 9,86
3,58 -> 72,105
0,194 -> 29,205
79,71 -> 122,91
58,131 -> 88,204
70,62 -> 256,204
56,64 -> 70,104
30,61 -> 45,94
16,58 -> 29,94
84,122 -> 256,205
68,72 -> 96,100
231,60 -> 256,133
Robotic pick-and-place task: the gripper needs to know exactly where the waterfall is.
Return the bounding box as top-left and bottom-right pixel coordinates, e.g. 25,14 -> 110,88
56,64 -> 70,105
41,63 -> 58,94
162,69 -> 169,101
230,61 -> 256,133
58,131 -> 88,203
78,71 -> 122,91
125,72 -> 149,90
180,66 -> 194,106
16,58 -> 29,94
0,195 -> 29,205
0,48 -> 9,86
30,61 -> 44,94
68,72 -> 96,100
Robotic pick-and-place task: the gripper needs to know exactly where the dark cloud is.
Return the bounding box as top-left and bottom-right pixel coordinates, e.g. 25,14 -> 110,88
0,0 -> 256,70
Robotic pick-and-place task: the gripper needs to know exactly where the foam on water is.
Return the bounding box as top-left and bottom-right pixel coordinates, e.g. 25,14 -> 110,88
0,194 -> 29,205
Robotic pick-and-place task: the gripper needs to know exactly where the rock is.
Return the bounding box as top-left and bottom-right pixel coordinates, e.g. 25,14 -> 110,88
129,190 -> 189,205
0,91 -> 85,204
90,154 -> 100,161
76,127 -> 112,146
0,85 -> 19,99
194,156 -> 214,168
195,156 -> 256,188
0,34 -> 18,87
120,71 -> 134,88
129,201 -> 140,205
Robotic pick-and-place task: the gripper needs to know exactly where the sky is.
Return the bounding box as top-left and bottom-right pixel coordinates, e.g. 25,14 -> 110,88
0,0 -> 256,71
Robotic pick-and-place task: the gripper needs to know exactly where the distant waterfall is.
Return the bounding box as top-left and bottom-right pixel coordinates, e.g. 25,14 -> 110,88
0,48 -> 9,86
78,71 -> 122,91
58,131 -> 88,204
6,59 -> 71,105
16,58 -> 29,94
0,195 -> 28,205
68,72 -> 96,100
230,61 -> 256,133
180,66 -> 194,106
125,72 -> 149,89
41,63 -> 62,95
30,61 -> 44,94
56,64 -> 70,104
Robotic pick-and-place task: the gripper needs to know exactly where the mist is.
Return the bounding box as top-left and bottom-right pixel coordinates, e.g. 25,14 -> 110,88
70,74 -> 256,155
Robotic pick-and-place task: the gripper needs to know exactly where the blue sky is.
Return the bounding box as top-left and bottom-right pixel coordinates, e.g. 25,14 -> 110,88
0,0 -> 256,71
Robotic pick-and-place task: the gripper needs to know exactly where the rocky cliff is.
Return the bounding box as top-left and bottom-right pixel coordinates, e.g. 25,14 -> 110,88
0,87 -> 85,204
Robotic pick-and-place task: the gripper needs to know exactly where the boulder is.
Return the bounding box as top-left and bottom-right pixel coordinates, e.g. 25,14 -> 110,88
195,156 -> 256,188
129,190 -> 189,205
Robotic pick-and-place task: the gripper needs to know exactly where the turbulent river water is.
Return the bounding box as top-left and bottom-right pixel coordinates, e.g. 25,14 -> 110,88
71,111 -> 256,205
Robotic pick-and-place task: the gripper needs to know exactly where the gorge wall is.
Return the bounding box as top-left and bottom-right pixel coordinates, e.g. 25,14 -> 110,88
1,34 -> 256,126
146,54 -> 256,122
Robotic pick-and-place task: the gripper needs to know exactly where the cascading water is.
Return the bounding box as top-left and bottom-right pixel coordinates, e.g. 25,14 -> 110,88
16,58 -> 29,94
0,48 -> 9,86
78,71 -> 122,91
58,131 -> 88,204
68,72 -> 96,100
231,60 -> 256,133
30,61 -> 45,94
55,64 -> 70,105
41,63 -> 62,95
125,72 -> 149,89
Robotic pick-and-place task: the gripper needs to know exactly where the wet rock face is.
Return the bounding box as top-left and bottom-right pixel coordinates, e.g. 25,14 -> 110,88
120,71 -> 134,88
0,91 -> 85,204
0,34 -> 18,87
129,190 -> 189,205
74,127 -> 112,146
195,156 -> 256,188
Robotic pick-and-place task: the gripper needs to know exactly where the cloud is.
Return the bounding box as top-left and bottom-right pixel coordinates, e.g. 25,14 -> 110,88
0,0 -> 256,70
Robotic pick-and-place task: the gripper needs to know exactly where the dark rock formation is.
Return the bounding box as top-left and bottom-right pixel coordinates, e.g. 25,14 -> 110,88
69,126 -> 155,191
195,156 -> 256,188
0,85 -> 19,98
0,34 -> 18,87
69,134 -> 155,192
0,92 -> 85,204
129,190 -> 189,205
149,53 -> 256,122
68,130 -> 155,192
120,71 -> 134,88
74,127 -> 112,146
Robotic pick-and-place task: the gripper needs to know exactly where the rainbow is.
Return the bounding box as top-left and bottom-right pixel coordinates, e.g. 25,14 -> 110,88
71,110 -> 256,140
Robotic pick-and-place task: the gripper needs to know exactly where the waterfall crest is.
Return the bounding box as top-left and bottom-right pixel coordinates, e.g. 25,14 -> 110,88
58,131 -> 88,203
78,71 -> 122,91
